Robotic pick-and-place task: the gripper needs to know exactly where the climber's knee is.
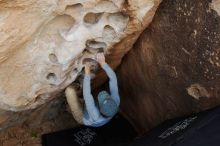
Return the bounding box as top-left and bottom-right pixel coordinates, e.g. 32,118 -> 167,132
65,86 -> 78,100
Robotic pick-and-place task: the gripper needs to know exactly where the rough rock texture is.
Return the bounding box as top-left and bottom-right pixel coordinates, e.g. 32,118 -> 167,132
0,0 -> 161,110
117,0 -> 220,134
0,0 -> 161,129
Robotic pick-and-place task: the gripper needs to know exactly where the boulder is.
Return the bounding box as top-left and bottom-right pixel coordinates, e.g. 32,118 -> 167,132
117,0 -> 220,134
0,0 -> 161,129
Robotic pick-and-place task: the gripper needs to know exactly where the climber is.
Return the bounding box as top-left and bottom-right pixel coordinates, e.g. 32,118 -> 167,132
65,52 -> 120,127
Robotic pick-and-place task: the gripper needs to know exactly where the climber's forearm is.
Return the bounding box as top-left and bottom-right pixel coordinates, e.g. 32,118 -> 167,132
83,75 -> 100,121
101,63 -> 117,81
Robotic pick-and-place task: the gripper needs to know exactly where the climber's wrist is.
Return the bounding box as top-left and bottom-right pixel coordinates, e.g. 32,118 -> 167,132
100,62 -> 107,67
85,70 -> 91,75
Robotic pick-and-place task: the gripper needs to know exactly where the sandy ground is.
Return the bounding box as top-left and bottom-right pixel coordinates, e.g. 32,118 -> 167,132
0,109 -> 77,146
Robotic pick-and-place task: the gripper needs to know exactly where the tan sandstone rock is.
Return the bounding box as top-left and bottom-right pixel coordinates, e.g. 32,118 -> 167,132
0,0 -> 161,115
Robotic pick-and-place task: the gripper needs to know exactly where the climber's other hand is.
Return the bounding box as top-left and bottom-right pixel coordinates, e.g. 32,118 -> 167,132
84,62 -> 91,75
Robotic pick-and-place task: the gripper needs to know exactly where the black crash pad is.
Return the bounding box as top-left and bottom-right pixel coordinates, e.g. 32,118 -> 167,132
122,106 -> 220,146
41,114 -> 137,146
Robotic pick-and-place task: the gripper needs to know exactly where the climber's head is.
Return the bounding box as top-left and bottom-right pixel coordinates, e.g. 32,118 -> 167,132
98,91 -> 118,117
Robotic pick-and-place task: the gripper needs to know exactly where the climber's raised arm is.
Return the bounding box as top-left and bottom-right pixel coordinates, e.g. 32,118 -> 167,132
96,53 -> 120,106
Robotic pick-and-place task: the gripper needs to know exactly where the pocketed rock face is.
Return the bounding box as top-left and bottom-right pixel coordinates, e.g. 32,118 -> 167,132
0,0 -> 161,112
117,0 -> 220,134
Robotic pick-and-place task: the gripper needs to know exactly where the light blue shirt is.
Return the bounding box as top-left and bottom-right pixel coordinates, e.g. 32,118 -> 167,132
83,64 -> 120,127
